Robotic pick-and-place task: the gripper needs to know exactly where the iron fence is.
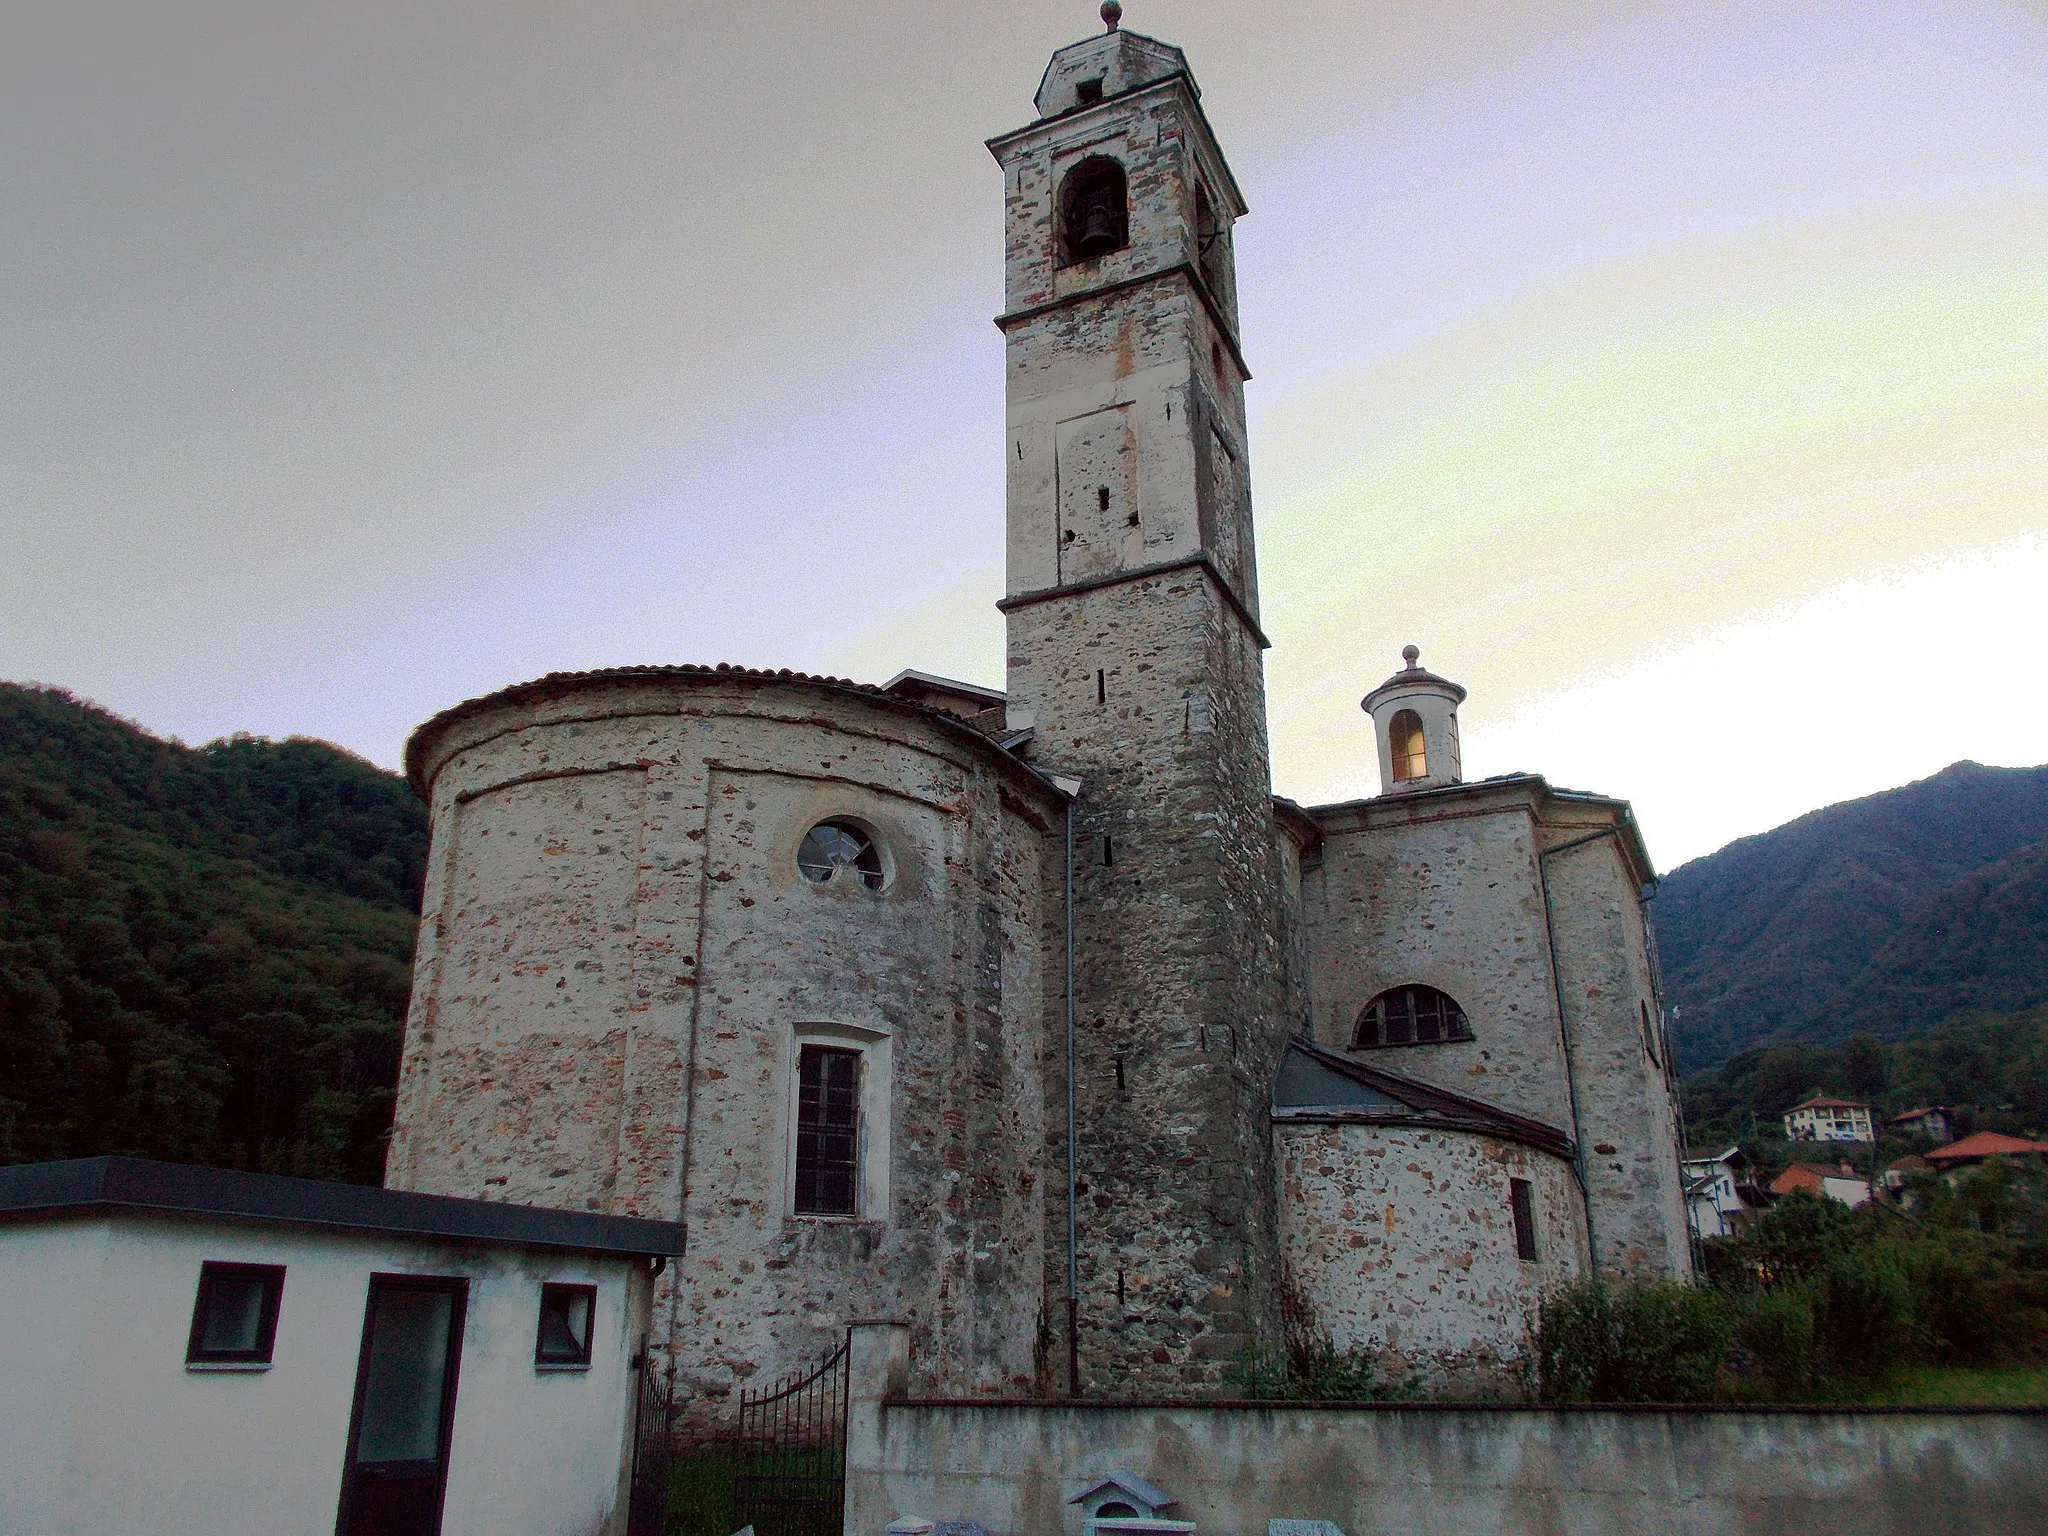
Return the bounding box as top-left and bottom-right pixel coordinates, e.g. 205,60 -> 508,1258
730,1336 -> 851,1536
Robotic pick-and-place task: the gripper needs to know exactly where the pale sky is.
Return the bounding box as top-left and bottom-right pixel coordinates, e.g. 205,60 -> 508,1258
4,1 -> 2044,869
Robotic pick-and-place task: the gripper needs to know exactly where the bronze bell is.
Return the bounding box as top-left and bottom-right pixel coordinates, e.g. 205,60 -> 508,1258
1074,200 -> 1119,258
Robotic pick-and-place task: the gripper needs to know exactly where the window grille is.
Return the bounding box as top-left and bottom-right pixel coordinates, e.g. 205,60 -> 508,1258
795,1045 -> 861,1215
797,821 -> 884,891
1353,985 -> 1472,1048
1510,1178 -> 1538,1262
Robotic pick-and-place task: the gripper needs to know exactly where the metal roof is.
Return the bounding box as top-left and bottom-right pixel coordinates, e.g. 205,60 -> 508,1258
1271,1038 -> 1575,1159
0,1157 -> 685,1259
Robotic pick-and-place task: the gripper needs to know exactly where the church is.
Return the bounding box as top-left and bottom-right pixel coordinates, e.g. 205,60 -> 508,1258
382,11 -> 1691,1411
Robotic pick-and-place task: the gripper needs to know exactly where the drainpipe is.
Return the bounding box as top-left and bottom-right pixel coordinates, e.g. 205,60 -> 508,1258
1537,827 -> 1614,1277
1639,880 -> 1705,1277
1063,794 -> 1081,1396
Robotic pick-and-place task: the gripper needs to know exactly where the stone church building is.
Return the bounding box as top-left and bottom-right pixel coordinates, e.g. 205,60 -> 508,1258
383,15 -> 1691,1409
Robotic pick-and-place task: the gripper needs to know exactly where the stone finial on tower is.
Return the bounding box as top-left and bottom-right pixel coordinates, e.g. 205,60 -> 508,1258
1102,1 -> 1123,31
1362,645 -> 1467,794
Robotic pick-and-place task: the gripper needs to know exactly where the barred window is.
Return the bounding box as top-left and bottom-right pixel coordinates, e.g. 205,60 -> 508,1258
1353,985 -> 1472,1048
1510,1177 -> 1538,1262
795,1044 -> 861,1215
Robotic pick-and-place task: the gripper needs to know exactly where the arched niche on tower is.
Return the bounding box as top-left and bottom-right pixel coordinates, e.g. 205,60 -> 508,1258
1058,156 -> 1129,265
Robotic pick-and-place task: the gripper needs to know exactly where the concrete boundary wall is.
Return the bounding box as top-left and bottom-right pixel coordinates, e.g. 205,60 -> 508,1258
842,1325 -> 2048,1536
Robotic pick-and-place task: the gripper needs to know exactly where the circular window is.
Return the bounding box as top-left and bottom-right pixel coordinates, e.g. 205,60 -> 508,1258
797,821 -> 884,891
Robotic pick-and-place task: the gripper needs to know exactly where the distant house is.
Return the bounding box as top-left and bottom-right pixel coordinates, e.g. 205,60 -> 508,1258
0,1157 -> 683,1536
1923,1132 -> 2048,1174
1886,1106 -> 1955,1142
1883,1153 -> 1933,1191
1783,1096 -> 1875,1144
1680,1146 -> 1769,1240
1769,1162 -> 1871,1209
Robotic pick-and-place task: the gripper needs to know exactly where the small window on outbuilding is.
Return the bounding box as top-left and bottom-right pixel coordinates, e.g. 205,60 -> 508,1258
186,1261 -> 285,1367
1353,985 -> 1472,1048
797,820 -> 884,891
1059,156 -> 1129,265
1510,1178 -> 1538,1262
535,1282 -> 597,1368
795,1044 -> 861,1216
1389,709 -> 1428,782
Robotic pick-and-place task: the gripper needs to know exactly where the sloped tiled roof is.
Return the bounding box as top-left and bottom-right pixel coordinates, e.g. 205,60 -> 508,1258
1925,1132 -> 2048,1167
1770,1163 -> 1867,1197
1271,1038 -> 1574,1158
402,661 -> 1037,800
1785,1096 -> 1870,1113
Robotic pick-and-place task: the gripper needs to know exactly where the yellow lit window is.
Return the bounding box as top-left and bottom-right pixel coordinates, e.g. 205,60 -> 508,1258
1390,710 -> 1427,782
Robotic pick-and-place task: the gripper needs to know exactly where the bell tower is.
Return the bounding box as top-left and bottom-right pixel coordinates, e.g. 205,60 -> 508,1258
989,7 -> 1286,1390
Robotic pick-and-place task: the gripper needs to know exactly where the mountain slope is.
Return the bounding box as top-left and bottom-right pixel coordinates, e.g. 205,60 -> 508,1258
1653,761 -> 2048,1069
0,684 -> 426,1180
1794,836 -> 2048,1045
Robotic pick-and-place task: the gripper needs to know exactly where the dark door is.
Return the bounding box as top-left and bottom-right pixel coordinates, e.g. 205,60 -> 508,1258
336,1275 -> 467,1536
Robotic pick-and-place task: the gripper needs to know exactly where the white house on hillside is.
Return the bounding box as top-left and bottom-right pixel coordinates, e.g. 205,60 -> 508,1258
1783,1097 -> 1875,1144
1680,1146 -> 1768,1240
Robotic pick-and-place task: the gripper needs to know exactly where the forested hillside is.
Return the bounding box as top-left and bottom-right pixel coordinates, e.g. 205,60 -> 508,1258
0,684 -> 425,1182
1654,762 -> 2048,1070
1681,1006 -> 2048,1147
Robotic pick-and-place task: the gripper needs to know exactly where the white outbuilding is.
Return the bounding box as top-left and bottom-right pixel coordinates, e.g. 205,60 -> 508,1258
0,1156 -> 684,1536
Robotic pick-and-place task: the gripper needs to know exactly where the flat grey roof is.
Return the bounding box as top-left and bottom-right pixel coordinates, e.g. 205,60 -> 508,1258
0,1157 -> 685,1259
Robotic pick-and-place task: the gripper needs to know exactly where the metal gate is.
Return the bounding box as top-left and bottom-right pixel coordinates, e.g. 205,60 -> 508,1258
625,1355 -> 674,1536
730,1336 -> 851,1536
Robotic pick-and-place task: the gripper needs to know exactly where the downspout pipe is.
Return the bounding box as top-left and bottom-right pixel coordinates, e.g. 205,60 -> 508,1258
1537,827 -> 1615,1276
1063,795 -> 1081,1396
1637,878 -> 1705,1277
1026,763 -> 1085,1396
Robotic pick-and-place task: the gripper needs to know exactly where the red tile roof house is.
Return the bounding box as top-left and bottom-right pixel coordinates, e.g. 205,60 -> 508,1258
1886,1106 -> 1955,1142
1923,1132 -> 2048,1173
1769,1162 -> 1872,1209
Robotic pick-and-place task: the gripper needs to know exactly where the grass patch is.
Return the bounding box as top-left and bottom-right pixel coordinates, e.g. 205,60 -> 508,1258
664,1449 -> 735,1536
1823,1363 -> 2048,1407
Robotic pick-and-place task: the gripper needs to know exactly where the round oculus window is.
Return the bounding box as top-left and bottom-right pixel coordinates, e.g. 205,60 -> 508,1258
797,821 -> 884,891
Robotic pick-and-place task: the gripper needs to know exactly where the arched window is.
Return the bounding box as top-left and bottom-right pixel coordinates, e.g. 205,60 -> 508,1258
1194,181 -> 1227,295
1389,709 -> 1427,782
1353,985 -> 1472,1048
797,820 -> 884,891
1059,157 -> 1128,265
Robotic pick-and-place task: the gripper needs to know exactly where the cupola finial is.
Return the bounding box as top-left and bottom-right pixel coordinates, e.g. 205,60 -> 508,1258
1401,644 -> 1420,669
1101,1 -> 1122,31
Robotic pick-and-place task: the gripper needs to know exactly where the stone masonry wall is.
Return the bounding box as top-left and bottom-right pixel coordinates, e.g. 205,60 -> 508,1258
995,47 -> 1286,1391
1008,574 -> 1288,1392
1276,1123 -> 1585,1388
1301,794 -> 1574,1131
387,675 -> 1062,1414
1297,780 -> 1693,1285
1541,822 -> 1694,1279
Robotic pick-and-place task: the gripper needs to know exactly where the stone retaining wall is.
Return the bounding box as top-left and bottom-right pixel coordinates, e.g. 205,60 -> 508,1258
843,1324 -> 2048,1536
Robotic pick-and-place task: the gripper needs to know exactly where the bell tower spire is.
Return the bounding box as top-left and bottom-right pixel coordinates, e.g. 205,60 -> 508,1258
988,20 -> 1285,1391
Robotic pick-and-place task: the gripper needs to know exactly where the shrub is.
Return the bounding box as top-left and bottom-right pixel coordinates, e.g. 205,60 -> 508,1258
1814,1242 -> 1917,1381
1731,1285 -> 1816,1399
1535,1279 -> 1734,1403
